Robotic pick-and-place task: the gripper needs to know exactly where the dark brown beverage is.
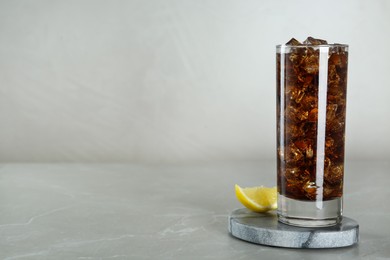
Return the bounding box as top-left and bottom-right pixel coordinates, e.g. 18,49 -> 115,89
277,37 -> 348,202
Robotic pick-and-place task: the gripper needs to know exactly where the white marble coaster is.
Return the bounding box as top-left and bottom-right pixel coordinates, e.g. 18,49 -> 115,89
228,208 -> 359,248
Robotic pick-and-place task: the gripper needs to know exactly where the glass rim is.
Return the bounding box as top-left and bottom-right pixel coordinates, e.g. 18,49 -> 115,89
276,44 -> 348,49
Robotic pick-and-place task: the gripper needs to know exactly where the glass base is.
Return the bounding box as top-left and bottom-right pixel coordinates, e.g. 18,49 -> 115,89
277,194 -> 342,227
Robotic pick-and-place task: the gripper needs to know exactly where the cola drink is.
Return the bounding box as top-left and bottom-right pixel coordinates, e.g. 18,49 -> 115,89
276,37 -> 348,227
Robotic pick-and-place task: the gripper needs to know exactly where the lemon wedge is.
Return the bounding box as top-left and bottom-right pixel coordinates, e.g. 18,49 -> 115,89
235,184 -> 277,213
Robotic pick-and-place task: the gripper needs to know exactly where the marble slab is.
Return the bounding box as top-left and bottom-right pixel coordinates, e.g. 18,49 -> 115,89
229,208 -> 359,248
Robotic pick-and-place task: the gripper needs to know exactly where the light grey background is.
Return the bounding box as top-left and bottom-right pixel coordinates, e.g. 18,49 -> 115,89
0,0 -> 389,163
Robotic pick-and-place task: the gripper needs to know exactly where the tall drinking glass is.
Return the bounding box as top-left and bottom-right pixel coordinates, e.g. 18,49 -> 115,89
276,44 -> 348,227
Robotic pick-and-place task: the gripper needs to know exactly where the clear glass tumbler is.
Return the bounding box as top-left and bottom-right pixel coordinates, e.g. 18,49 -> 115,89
276,43 -> 348,227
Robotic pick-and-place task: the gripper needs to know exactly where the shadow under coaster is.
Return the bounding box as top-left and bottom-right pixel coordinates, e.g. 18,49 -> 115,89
228,208 -> 359,249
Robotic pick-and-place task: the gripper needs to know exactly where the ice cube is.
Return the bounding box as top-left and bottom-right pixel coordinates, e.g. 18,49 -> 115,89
308,108 -> 318,122
331,120 -> 345,132
326,104 -> 338,122
303,37 -> 328,45
324,164 -> 344,185
293,140 -> 314,159
286,106 -> 308,122
323,186 -> 334,198
284,167 -> 300,181
290,143 -> 304,161
287,124 -> 305,139
301,95 -> 317,110
306,145 -> 314,158
285,167 -> 310,185
289,52 -> 303,65
286,38 -> 302,45
294,140 -> 308,150
325,137 -> 334,148
298,74 -> 314,88
290,89 -> 306,104
302,52 -> 319,74
328,64 -> 341,86
303,181 -> 318,200
285,143 -> 305,167
329,52 -> 347,68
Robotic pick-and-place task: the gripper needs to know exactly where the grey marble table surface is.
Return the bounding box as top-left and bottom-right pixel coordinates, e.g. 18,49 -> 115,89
0,161 -> 389,259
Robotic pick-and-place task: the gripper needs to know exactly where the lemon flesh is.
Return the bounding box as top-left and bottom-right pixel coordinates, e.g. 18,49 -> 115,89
235,184 -> 277,213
